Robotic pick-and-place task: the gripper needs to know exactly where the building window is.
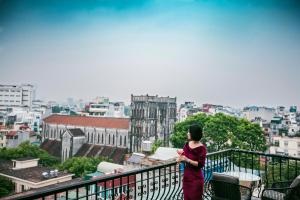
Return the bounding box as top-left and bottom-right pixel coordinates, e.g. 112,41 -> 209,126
101,134 -> 104,144
109,135 -> 111,145
298,151 -> 300,157
284,141 -> 288,146
298,142 -> 300,148
120,136 -> 122,146
113,135 -> 115,145
21,185 -> 25,192
98,134 -> 100,143
124,136 -> 126,146
274,140 -> 279,147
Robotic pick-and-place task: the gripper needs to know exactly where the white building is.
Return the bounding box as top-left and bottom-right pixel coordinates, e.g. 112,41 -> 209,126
86,97 -> 127,118
178,102 -> 201,122
6,130 -> 38,148
243,106 -> 276,122
269,136 -> 300,157
0,84 -> 35,111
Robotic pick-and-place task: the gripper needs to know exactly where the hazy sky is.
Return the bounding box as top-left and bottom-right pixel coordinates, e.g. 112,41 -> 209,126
0,0 -> 300,107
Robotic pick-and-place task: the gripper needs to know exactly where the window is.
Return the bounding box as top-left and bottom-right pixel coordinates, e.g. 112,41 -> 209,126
298,142 -> 300,148
120,136 -> 122,146
101,134 -> 104,144
274,141 -> 279,147
298,151 -> 300,157
113,135 -> 115,145
284,141 -> 288,146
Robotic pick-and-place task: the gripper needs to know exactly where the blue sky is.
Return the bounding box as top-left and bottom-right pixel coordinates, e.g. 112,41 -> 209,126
0,0 -> 299,107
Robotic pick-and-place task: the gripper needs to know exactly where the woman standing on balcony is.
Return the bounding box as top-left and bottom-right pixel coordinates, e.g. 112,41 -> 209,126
177,124 -> 207,200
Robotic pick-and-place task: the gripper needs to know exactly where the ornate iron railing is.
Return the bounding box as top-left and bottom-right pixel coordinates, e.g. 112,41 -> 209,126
15,149 -> 300,200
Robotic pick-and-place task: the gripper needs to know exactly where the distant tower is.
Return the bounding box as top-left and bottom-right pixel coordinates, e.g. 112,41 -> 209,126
130,95 -> 177,152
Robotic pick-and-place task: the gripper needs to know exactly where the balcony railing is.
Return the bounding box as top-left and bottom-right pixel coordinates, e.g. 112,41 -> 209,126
15,149 -> 300,200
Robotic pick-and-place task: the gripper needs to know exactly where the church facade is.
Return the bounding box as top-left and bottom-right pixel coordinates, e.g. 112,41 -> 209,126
130,95 -> 177,152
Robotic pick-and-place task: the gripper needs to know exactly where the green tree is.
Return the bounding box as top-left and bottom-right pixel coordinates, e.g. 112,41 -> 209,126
203,113 -> 239,152
170,113 -> 209,148
151,139 -> 162,153
170,113 -> 267,152
0,176 -> 14,197
233,119 -> 267,152
0,141 -> 59,167
59,157 -> 110,177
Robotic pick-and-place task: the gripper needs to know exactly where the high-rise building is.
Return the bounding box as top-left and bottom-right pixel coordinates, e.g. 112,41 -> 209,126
130,95 -> 177,152
0,84 -> 35,111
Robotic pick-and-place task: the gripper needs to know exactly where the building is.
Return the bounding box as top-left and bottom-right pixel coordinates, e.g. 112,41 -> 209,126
130,95 -> 177,152
269,136 -> 300,157
0,84 -> 35,111
178,102 -> 201,122
84,97 -> 128,118
0,158 -> 73,193
0,129 -> 7,148
243,106 -> 276,122
6,129 -> 38,148
85,161 -> 135,200
41,115 -> 129,163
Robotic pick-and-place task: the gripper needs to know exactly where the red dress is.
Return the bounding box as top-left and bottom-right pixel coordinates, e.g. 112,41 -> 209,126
182,142 -> 207,200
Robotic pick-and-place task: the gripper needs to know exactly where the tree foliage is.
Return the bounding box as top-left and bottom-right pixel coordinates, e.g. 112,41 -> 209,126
0,141 -> 59,167
0,176 -> 14,197
59,157 -> 110,177
170,113 -> 267,152
170,113 -> 209,148
151,139 -> 162,154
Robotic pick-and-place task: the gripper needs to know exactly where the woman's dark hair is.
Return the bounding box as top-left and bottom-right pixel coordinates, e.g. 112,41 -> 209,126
189,124 -> 203,141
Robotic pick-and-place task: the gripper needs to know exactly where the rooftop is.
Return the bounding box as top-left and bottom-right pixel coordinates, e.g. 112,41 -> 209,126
43,114 -> 130,129
0,160 -> 71,183
67,128 -> 85,137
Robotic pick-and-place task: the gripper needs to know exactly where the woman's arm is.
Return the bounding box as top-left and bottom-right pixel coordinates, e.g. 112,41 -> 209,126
177,155 -> 199,167
177,147 -> 207,168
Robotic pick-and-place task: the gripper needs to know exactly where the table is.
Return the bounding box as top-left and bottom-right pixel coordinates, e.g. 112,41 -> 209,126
222,171 -> 261,187
222,171 -> 262,197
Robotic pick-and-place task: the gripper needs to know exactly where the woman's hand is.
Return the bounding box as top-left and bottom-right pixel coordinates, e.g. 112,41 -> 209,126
177,149 -> 184,155
177,155 -> 187,163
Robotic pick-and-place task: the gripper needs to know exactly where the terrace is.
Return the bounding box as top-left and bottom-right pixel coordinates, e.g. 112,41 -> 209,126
14,149 -> 300,200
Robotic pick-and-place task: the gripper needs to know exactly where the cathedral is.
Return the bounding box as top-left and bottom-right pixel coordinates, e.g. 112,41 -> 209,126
41,115 -> 129,164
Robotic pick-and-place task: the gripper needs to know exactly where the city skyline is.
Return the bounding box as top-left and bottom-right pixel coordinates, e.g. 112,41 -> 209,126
1,0 -> 300,107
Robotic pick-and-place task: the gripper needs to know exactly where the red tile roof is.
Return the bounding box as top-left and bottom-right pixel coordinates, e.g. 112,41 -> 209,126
43,115 -> 130,129
6,131 -> 17,136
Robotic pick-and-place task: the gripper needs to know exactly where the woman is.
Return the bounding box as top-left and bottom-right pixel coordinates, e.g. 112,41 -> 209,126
177,124 -> 207,200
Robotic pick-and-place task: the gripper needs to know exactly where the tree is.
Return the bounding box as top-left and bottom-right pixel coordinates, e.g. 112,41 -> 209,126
203,113 -> 239,152
170,113 -> 209,148
170,113 -> 267,152
233,119 -> 267,152
59,157 -> 110,177
0,176 -> 14,197
151,139 -> 162,153
0,141 -> 59,167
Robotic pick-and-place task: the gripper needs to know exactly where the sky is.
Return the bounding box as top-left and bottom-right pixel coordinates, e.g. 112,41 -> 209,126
0,0 -> 300,108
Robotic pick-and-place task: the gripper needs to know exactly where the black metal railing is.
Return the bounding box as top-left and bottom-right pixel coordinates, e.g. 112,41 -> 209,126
15,149 -> 300,200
